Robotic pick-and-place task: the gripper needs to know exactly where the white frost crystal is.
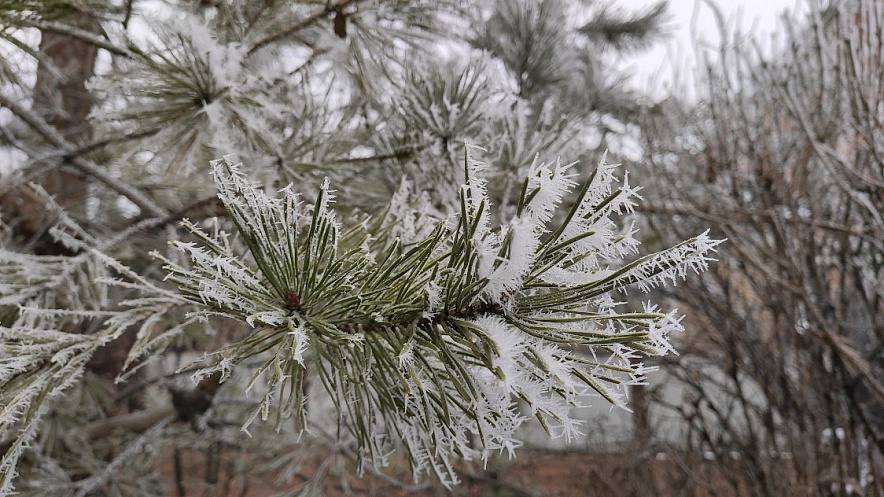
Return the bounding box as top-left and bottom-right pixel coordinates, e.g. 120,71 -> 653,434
157,153 -> 722,485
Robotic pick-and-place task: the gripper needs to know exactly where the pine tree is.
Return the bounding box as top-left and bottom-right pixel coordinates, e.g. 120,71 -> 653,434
0,1 -> 719,494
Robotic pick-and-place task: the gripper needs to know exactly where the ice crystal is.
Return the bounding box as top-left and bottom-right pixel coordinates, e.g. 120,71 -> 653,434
159,153 -> 722,484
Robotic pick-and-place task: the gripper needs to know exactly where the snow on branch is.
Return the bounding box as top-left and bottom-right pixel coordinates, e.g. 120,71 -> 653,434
160,152 -> 723,485
0,211 -> 188,495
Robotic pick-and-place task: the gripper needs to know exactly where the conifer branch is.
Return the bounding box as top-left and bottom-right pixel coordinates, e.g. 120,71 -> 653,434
0,92 -> 168,217
157,153 -> 722,485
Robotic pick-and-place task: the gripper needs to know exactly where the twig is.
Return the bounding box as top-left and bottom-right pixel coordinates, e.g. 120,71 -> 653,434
80,406 -> 175,440
73,416 -> 174,497
173,446 -> 186,497
248,0 -> 366,55
330,145 -> 425,164
63,126 -> 163,158
638,203 -> 876,239
123,0 -> 135,29
18,18 -> 133,57
309,423 -> 432,493
0,92 -> 169,217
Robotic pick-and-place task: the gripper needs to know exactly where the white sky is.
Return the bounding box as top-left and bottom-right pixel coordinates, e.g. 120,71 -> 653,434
613,0 -> 807,99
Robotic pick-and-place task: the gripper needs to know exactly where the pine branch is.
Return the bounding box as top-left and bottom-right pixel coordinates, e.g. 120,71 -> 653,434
579,1 -> 667,52
158,153 -> 722,485
0,203 -> 191,494
0,92 -> 168,217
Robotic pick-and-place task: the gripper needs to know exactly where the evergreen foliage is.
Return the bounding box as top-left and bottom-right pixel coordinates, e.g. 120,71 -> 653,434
153,154 -> 718,484
0,0 -> 723,494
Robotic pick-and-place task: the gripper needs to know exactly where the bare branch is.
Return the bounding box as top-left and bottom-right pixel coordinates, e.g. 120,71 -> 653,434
17,17 -> 133,57
248,0 -> 365,55
0,92 -> 168,217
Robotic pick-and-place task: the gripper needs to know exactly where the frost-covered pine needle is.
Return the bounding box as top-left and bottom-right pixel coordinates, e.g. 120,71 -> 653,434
159,153 -> 722,485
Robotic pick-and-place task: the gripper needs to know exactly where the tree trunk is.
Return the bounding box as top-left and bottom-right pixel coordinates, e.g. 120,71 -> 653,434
2,11 -> 102,253
32,11 -> 100,219
27,13 -> 138,379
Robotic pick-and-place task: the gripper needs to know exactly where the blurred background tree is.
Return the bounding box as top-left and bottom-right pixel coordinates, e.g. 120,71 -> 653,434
633,2 -> 883,495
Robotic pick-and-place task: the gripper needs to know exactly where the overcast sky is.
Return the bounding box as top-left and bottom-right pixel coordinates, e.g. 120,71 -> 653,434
614,0 -> 807,98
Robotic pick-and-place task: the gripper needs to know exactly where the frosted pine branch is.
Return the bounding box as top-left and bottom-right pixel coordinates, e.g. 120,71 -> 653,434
0,216 -> 188,495
161,153 -> 723,485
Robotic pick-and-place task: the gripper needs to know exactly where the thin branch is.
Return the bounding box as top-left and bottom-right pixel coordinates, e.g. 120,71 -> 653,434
123,0 -> 135,29
65,126 -> 163,158
638,203 -> 877,239
309,424 -> 432,493
0,92 -> 169,217
248,0 -> 365,55
18,18 -> 133,57
288,144 -> 427,170
173,446 -> 186,497
73,416 -> 173,497
331,145 -> 425,164
2,127 -> 163,192
80,407 -> 174,441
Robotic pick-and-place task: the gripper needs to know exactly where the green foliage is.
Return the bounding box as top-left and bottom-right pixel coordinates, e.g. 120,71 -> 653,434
156,154 -> 719,484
